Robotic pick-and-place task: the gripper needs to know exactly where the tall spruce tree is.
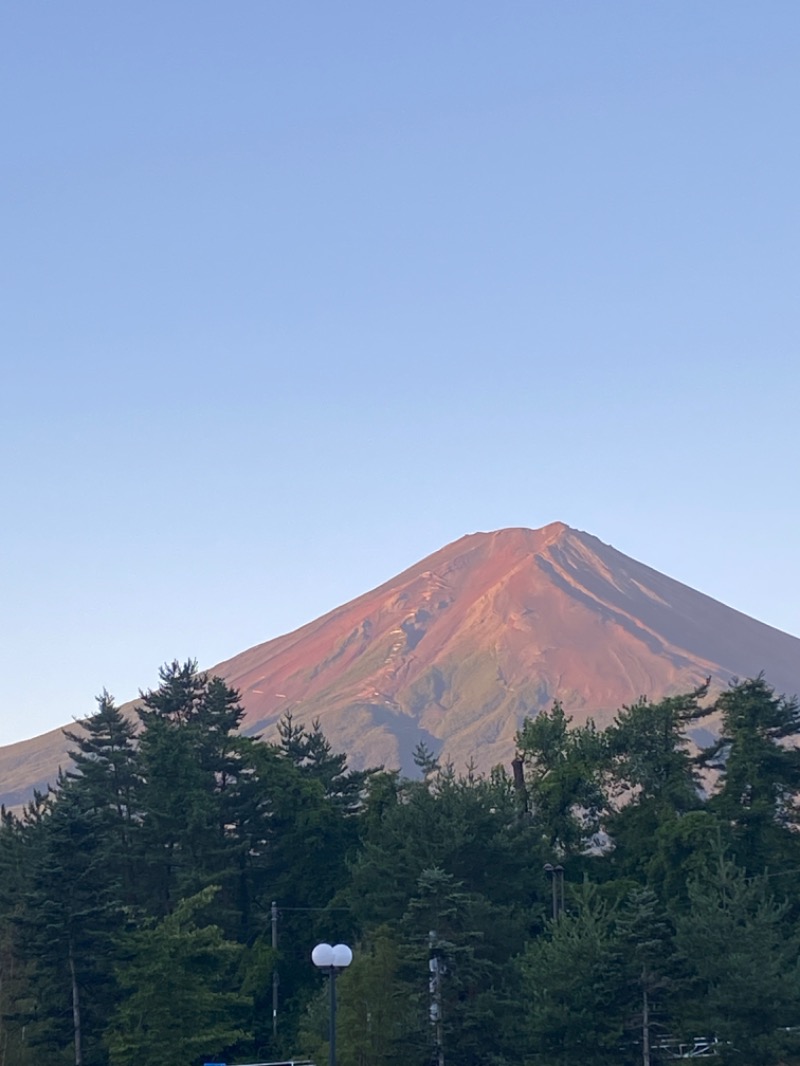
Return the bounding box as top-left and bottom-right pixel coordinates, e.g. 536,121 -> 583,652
675,850 -> 800,1064
401,866 -> 518,1066
519,882 -> 627,1066
13,780 -> 125,1066
63,692 -> 139,903
0,806 -> 40,1066
616,887 -> 677,1066
105,887 -> 247,1066
702,676 -> 800,874
133,660 -> 253,916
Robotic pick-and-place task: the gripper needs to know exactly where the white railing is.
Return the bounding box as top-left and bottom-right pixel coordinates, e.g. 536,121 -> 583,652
654,1036 -> 721,1058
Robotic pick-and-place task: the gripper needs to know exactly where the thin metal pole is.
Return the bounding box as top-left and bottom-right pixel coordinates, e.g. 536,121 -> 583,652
552,872 -> 558,920
560,867 -> 565,916
544,863 -> 556,921
642,975 -> 651,1066
271,901 -> 279,1039
329,968 -> 337,1066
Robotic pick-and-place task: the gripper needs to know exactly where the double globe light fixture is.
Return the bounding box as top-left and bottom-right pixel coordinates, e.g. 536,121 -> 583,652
311,942 -> 353,972
312,942 -> 352,1066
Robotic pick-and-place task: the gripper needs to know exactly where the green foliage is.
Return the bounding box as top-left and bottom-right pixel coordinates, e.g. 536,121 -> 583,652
616,886 -> 679,1066
133,660 -> 257,919
105,888 -> 246,1066
64,692 -> 140,905
702,676 -> 800,872
675,849 -> 800,1064
2,668 -> 800,1066
516,702 -> 607,854
404,867 -> 522,1066
412,739 -> 441,778
601,685 -> 714,889
605,682 -> 711,813
644,810 -> 723,912
343,765 -> 543,1065
64,691 -> 138,820
10,777 -> 128,1066
519,882 -> 627,1066
300,927 -> 412,1066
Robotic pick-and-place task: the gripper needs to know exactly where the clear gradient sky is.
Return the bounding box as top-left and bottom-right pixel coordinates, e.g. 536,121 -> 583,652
2,2 -> 799,746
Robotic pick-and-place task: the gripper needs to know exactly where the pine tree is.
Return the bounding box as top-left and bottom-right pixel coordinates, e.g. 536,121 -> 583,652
133,660 -> 253,916
516,702 -> 606,855
236,735 -> 363,1061
401,867 -> 519,1066
278,712 -> 373,815
605,682 -> 711,814
412,740 -> 441,779
63,692 -> 139,902
616,887 -> 677,1066
519,882 -> 627,1066
702,676 -> 800,873
675,849 -> 800,1063
602,684 -> 712,885
13,780 -> 125,1065
0,806 -> 39,1065
105,888 -> 247,1066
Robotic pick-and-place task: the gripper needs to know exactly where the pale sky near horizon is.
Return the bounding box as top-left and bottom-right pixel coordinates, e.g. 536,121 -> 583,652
2,2 -> 799,747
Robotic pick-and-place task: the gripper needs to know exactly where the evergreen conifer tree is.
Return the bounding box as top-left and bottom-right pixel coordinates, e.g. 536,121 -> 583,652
105,887 -> 247,1066
702,676 -> 800,873
519,882 -> 627,1066
516,702 -> 606,855
675,850 -> 800,1063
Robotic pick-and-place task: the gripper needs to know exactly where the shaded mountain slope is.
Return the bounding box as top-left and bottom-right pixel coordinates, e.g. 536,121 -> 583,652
1,523 -> 799,806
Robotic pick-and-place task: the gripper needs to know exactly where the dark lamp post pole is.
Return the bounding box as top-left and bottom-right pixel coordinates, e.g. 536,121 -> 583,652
312,942 -> 352,1066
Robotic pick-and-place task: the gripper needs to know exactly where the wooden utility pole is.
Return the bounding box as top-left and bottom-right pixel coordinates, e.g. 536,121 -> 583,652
272,901 -> 279,1039
429,930 -> 445,1066
641,967 -> 651,1066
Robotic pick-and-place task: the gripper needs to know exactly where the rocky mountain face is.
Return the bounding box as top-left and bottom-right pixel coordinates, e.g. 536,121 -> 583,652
2,522 -> 799,807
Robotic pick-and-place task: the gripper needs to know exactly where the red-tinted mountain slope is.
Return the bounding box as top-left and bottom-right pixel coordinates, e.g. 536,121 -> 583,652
1,523 -> 798,806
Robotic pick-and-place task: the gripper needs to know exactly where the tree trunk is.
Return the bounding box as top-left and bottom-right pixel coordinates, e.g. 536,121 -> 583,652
68,938 -> 83,1066
511,756 -> 529,814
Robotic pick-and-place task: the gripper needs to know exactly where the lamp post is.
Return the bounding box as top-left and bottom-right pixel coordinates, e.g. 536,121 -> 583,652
312,942 -> 352,1066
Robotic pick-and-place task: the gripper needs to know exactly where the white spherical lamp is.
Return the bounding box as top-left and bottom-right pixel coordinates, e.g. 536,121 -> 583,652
331,943 -> 353,968
312,942 -> 335,968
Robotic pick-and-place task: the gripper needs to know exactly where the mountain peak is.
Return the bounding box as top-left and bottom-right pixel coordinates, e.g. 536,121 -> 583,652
462,521 -> 572,546
1,523 -> 798,806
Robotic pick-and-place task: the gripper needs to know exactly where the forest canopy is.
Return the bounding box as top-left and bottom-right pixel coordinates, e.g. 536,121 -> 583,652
1,664 -> 800,1066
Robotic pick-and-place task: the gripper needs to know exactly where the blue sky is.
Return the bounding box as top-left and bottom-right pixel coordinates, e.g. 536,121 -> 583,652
2,2 -> 799,745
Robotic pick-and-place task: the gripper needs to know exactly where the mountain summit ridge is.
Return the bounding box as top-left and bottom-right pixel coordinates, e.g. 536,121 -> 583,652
1,523 -> 799,807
